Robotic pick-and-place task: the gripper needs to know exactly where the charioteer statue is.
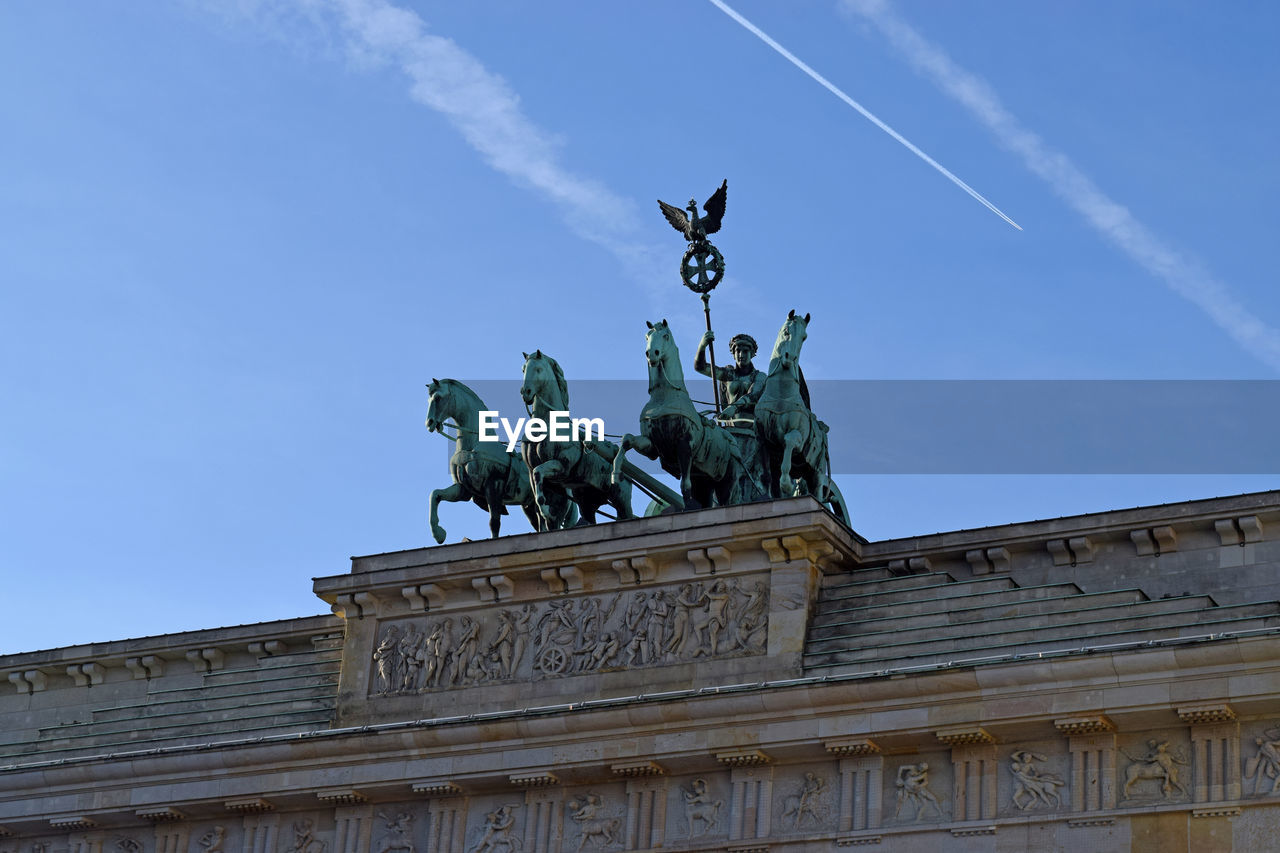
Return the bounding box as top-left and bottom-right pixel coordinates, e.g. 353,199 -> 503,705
694,331 -> 765,420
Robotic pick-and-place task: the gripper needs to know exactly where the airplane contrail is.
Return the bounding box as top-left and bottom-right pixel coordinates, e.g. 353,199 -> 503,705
705,0 -> 1022,231
842,0 -> 1280,372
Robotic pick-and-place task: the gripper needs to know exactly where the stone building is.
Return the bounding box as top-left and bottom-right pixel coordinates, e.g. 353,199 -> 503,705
3,492 -> 1280,852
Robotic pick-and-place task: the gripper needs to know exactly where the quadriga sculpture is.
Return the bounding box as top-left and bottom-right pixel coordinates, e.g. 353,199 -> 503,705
756,310 -> 851,526
520,350 -> 634,527
611,320 -> 746,510
425,378 -> 572,542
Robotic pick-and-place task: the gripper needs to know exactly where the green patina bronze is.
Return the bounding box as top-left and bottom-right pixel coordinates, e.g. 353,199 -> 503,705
520,350 -> 635,527
425,378 -> 574,542
756,310 -> 851,526
658,179 -> 728,295
422,181 -> 852,542
660,179 -> 729,413
611,320 -> 754,511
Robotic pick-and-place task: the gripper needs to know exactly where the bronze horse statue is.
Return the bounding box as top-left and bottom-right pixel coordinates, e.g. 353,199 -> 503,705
425,378 -> 571,543
520,351 -> 634,526
612,320 -> 746,510
756,311 -> 851,526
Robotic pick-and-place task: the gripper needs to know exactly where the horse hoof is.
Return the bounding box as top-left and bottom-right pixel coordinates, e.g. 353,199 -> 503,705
683,498 -> 702,511
431,527 -> 446,545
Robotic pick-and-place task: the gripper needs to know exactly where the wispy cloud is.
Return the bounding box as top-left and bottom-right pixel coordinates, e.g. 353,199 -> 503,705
327,0 -> 638,245
208,0 -> 672,292
842,0 -> 1280,372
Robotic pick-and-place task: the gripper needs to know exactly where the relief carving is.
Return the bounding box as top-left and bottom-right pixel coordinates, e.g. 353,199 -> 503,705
372,578 -> 767,694
470,806 -> 521,853
289,822 -> 326,853
374,812 -> 414,853
1008,751 -> 1065,810
1245,726 -> 1280,795
566,794 -> 621,852
197,828 -> 226,853
781,772 -> 827,829
893,764 -> 942,822
1121,740 -> 1189,800
681,779 -> 722,838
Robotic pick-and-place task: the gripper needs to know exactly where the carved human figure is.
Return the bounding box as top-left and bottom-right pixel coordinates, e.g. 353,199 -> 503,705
733,580 -> 768,651
682,778 -> 722,837
567,793 -> 620,852
492,610 -> 516,678
399,625 -> 425,692
465,652 -> 489,683
646,592 -> 671,663
451,616 -> 480,684
894,763 -> 942,821
1246,730 -> 1280,794
624,594 -> 649,644
579,598 -> 601,648
291,821 -> 326,853
373,626 -> 402,694
375,812 -> 415,853
694,580 -> 731,656
539,600 -> 577,649
198,827 -> 225,853
668,583 -> 707,658
625,628 -> 648,666
1122,740 -> 1189,799
512,603 -> 533,673
695,331 -> 767,419
589,632 -> 621,670
471,805 -> 521,853
1009,750 -> 1065,810
422,621 -> 446,688
782,772 -> 825,828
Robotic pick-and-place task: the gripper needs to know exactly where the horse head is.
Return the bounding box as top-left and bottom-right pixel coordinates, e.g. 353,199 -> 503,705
520,350 -> 567,411
425,377 -> 447,433
644,319 -> 675,367
773,310 -> 810,372
644,319 -> 686,392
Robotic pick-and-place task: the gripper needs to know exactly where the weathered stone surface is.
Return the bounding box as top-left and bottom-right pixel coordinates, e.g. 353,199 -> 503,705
3,493 -> 1280,852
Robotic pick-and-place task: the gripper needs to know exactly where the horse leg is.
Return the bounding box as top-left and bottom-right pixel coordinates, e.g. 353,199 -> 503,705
485,479 -> 505,539
520,498 -> 542,532
678,433 -> 700,510
430,483 -> 468,544
611,435 -> 633,485
780,429 -> 804,497
576,493 -> 601,526
611,476 -> 635,520
533,460 -> 566,525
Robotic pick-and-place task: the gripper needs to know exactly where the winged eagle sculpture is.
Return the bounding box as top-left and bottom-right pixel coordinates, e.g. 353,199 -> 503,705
658,179 -> 727,247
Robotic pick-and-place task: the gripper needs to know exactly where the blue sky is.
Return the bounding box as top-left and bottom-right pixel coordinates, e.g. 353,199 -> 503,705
2,1 -> 1277,653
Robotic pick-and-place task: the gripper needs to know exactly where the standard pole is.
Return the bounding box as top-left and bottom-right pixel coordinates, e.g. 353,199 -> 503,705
701,292 -> 722,415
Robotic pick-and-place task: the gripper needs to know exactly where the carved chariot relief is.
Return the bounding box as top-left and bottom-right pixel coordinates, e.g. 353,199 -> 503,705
370,577 -> 768,695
